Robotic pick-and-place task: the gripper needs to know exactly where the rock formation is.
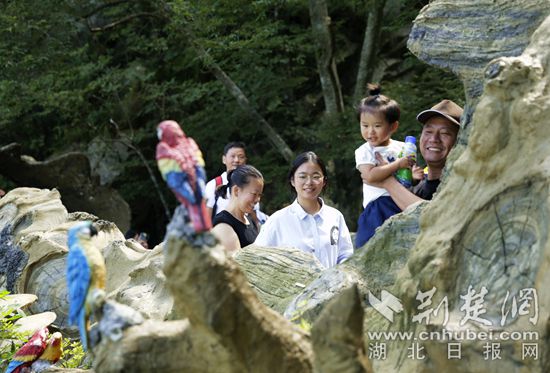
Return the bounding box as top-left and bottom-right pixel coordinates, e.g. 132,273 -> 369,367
0,293 -> 57,334
311,284 -> 370,373
408,0 -> 550,101
0,188 -> 171,331
93,233 -> 316,373
0,143 -> 131,232
163,235 -> 314,373
233,245 -> 324,313
3,2 -> 550,372
369,14 -> 550,372
408,0 -> 550,163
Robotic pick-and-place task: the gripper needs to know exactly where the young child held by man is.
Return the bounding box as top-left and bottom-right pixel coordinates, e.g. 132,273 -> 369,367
355,84 -> 416,248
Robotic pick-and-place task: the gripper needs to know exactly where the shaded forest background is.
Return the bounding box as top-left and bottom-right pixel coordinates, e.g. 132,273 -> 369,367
0,0 -> 464,245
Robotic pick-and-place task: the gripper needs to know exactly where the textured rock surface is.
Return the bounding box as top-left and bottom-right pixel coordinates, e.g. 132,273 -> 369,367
0,188 -> 171,330
311,285 -> 369,373
110,245 -> 173,320
369,14 -> 550,373
91,235 -> 393,373
234,246 -> 323,313
93,319 -> 232,373
0,143 -> 131,231
87,137 -> 130,186
408,0 -> 550,101
162,236 -> 314,373
408,0 -> 550,167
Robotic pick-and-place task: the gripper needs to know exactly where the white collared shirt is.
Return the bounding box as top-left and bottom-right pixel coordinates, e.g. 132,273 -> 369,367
205,171 -> 230,212
254,199 -> 353,268
355,139 -> 404,207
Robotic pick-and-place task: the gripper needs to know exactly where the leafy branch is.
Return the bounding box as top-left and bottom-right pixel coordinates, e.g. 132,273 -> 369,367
109,119 -> 172,220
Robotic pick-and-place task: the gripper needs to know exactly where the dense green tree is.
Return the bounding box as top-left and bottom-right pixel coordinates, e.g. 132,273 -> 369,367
0,0 -> 463,241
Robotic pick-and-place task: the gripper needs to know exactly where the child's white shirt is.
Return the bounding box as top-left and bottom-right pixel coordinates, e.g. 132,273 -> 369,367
355,139 -> 405,208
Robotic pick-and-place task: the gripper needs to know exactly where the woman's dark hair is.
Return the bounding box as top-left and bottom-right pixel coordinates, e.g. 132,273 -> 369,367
215,164 -> 263,199
357,83 -> 400,124
288,151 -> 328,192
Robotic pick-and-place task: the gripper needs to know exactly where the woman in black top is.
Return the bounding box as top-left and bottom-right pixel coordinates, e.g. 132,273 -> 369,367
211,165 -> 264,252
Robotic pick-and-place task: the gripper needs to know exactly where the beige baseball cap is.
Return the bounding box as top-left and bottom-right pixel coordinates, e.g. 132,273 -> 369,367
416,99 -> 463,126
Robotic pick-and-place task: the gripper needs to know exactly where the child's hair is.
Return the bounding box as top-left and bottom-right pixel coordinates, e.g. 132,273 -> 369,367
288,151 -> 328,192
223,141 -> 246,155
216,164 -> 263,199
357,83 -> 400,124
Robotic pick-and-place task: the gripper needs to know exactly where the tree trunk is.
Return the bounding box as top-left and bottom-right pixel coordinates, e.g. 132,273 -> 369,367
308,0 -> 344,114
353,0 -> 386,104
183,26 -> 294,163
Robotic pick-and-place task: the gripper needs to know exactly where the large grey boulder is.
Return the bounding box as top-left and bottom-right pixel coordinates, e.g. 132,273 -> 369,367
0,188 -> 171,330
409,0 -> 550,164
0,143 -> 131,232
370,12 -> 550,373
234,245 -> 324,313
408,0 -> 550,101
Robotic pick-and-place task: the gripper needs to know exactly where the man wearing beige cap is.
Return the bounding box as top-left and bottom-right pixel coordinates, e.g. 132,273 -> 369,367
371,99 -> 463,209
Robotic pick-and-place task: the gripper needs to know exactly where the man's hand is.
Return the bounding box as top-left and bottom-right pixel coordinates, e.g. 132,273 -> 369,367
412,165 -> 424,181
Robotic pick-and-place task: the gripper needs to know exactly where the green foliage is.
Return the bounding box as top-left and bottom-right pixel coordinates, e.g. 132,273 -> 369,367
0,290 -> 90,370
297,318 -> 312,333
0,0 -> 463,239
0,290 -> 32,369
61,339 -> 90,369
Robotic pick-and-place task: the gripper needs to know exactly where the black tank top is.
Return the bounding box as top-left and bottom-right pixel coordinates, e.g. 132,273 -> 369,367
212,210 -> 259,248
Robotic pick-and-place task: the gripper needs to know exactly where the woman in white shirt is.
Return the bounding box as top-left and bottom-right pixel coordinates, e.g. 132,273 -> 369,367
255,151 -> 353,268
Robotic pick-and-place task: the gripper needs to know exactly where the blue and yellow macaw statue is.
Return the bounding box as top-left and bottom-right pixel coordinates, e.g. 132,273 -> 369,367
156,120 -> 212,233
66,221 -> 106,351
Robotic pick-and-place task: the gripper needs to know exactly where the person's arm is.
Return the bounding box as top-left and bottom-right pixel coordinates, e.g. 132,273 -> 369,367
337,215 -> 354,264
375,177 -> 424,210
206,206 -> 214,218
204,179 -> 216,217
358,156 -> 412,184
254,216 -> 276,246
367,152 -> 423,210
211,223 -> 241,253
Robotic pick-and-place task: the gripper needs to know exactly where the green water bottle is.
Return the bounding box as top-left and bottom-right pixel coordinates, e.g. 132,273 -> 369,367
395,136 -> 416,188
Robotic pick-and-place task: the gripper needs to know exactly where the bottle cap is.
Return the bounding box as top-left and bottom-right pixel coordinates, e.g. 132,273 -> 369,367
405,136 -> 416,144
